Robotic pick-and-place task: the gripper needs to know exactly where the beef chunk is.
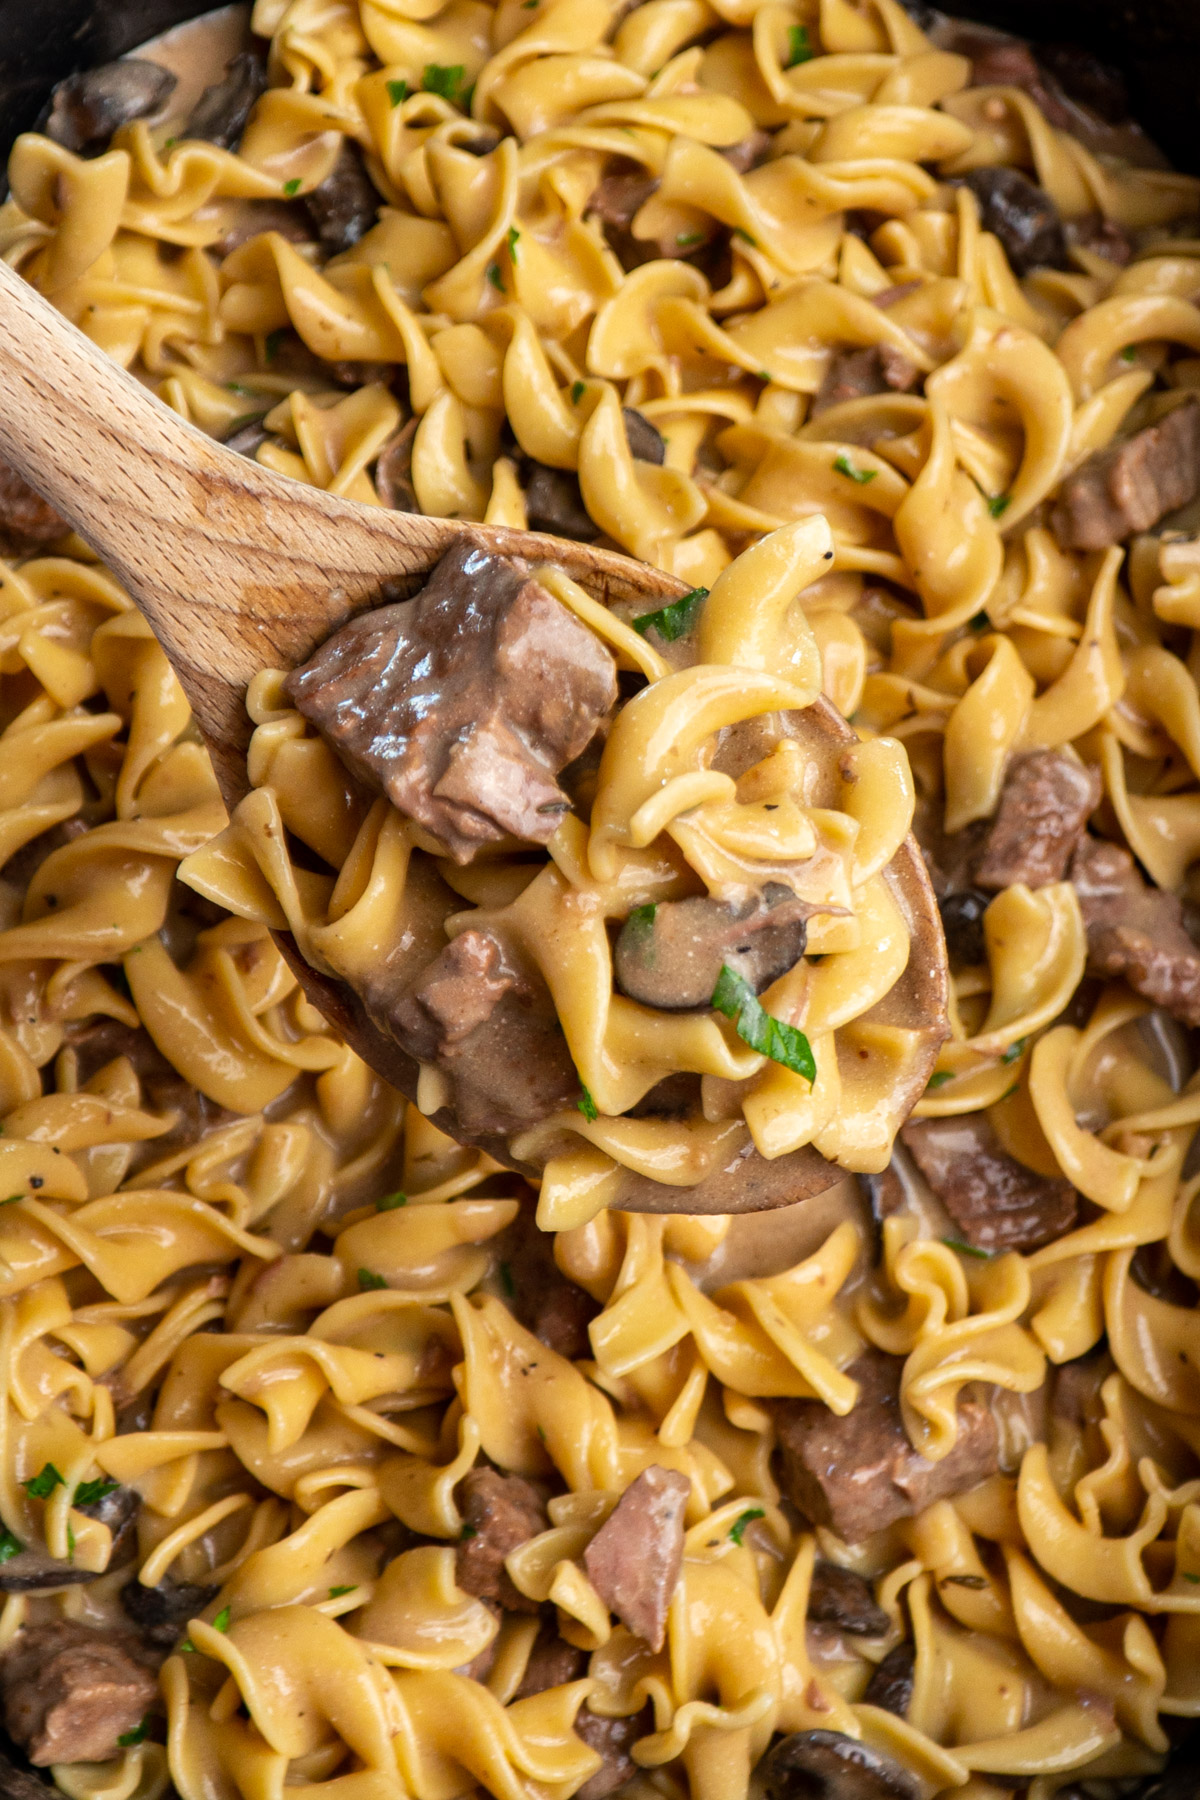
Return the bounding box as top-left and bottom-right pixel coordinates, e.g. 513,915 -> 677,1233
812,345 -> 920,416
0,460 -> 67,556
901,1114 -> 1077,1253
614,886 -> 814,1012
762,1730 -> 919,1800
974,751 -> 1099,893
43,59 -> 175,156
2,1623 -> 158,1766
455,1468 -> 547,1612
513,1620 -> 586,1698
376,420 -> 417,511
937,888 -> 990,966
285,540 -> 618,863
121,1577 -> 217,1650
184,50 -> 266,150
583,1465 -> 689,1652
775,1351 -> 999,1544
862,1642 -> 915,1719
1071,835 -> 1200,1027
575,1706 -> 652,1799
1037,43 -> 1129,124
499,1205 -> 599,1361
305,139 -> 378,254
958,167 -> 1069,275
522,464 -> 600,542
393,929 -> 580,1135
622,409 -> 665,466
807,1562 -> 888,1637
1052,399 -> 1200,550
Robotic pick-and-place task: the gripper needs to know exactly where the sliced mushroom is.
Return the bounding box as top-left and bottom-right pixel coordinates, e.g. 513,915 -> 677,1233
120,1575 -> 218,1649
523,462 -> 600,541
807,1562 -> 889,1637
622,408 -> 666,466
376,419 -> 418,511
862,1641 -> 915,1718
224,417 -> 270,459
614,884 -> 813,1012
0,1485 -> 138,1592
305,140 -> 379,253
957,167 -> 1069,275
44,60 -> 176,156
762,1730 -> 920,1800
184,51 -> 267,151
937,888 -> 990,966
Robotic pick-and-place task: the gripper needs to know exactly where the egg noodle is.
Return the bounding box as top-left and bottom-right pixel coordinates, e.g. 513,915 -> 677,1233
0,0 -> 1199,1795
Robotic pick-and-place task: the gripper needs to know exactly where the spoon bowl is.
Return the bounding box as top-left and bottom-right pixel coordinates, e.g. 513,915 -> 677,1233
0,255 -> 947,1212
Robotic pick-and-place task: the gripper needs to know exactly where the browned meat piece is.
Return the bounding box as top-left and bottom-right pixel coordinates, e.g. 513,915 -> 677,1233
43,59 -> 175,155
762,1730 -> 919,1800
285,539 -> 618,863
587,169 -> 658,233
721,128 -> 772,173
1066,213 -> 1133,265
862,1642 -> 915,1719
455,1468 -> 547,1612
376,419 -> 417,512
2,1623 -> 158,1766
393,928 -> 580,1136
1052,399 -> 1200,550
575,1706 -> 652,1799
121,1577 -> 217,1650
974,750 -> 1099,892
613,886 -> 814,1012
513,1620 -> 586,1698
62,1017 -> 236,1161
1071,835 -> 1200,1027
184,50 -> 266,150
1051,1350 -> 1109,1427
0,460 -> 67,556
523,463 -> 600,542
937,888 -> 990,966
807,1562 -> 888,1637
305,139 -> 378,254
901,1114 -> 1077,1253
812,344 -> 919,416
499,1205 -> 598,1361
958,167 -> 1069,275
584,1466 -> 689,1652
774,1350 -> 999,1544
623,409 -> 665,466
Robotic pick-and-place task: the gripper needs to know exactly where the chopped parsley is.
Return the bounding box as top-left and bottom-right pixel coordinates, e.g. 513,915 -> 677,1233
833,452 -> 877,485
264,328 -> 285,362
1000,1081 -> 1020,1102
460,1522 -> 478,1540
181,1640 -> 196,1654
571,380 -> 586,403
577,1086 -> 599,1122
987,493 -> 1012,519
487,262 -> 504,291
786,24 -> 814,66
358,1269 -> 388,1291
728,1507 -> 764,1546
423,63 -> 465,101
732,226 -> 757,247
926,1070 -> 954,1090
164,137 -> 178,150
329,1584 -> 358,1598
968,610 -> 990,632
1120,345 -> 1138,363
66,1524 -> 75,1560
627,903 -> 657,932
676,229 -> 704,248
74,1478 -> 119,1507
212,1606 -> 232,1633
1,1194 -> 23,1205
0,1529 -> 22,1565
1184,1571 -> 1200,1584
118,1719 -> 150,1748
712,965 -> 815,1083
499,1260 -> 516,1298
283,177 -> 302,196
632,585 -> 708,642
507,225 -> 520,262
1001,1037 -> 1027,1065
377,1191 -> 407,1211
942,1237 -> 993,1260
940,1573 -> 987,1589
387,78 -> 410,106
24,1463 -> 64,1500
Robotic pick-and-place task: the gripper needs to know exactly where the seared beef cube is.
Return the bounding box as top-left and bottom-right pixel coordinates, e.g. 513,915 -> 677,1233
121,1576 -> 217,1649
2,1623 -> 158,1766
863,1642 -> 916,1719
305,140 -> 378,253
901,1115 -> 1077,1253
937,888 -> 990,966
575,1707 -> 652,1799
499,1204 -> 599,1361
974,751 -> 1099,892
184,51 -> 266,150
455,1467 -> 547,1612
584,1465 -> 689,1652
775,1350 -> 999,1544
1071,835 -> 1200,1027
807,1561 -> 888,1636
958,167 -> 1069,275
762,1730 -> 919,1800
393,929 -> 580,1135
513,1620 -> 586,1698
522,463 -> 601,542
285,540 -> 618,863
812,345 -> 919,416
0,460 -> 67,556
1052,399 -> 1200,550
614,887 -> 813,1013
376,420 -> 417,511
44,59 -> 175,156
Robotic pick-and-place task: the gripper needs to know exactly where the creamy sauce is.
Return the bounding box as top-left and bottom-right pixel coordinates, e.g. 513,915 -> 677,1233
129,3 -> 250,124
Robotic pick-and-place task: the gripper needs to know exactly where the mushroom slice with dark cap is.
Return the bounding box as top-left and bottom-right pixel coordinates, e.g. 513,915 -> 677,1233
762,1730 -> 920,1800
43,61 -> 176,157
613,884 -> 818,1012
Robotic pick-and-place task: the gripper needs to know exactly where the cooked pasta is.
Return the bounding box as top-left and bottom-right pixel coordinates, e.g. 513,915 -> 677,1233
0,2 -> 1199,1798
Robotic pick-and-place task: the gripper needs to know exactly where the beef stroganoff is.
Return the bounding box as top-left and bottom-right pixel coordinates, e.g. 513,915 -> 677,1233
0,1 -> 1199,1797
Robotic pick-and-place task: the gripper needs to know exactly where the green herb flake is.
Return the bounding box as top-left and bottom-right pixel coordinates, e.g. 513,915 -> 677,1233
988,492 -> 1012,519
577,1086 -> 599,1123
460,1522 -> 478,1540
942,1236 -> 993,1260
732,226 -> 757,247
676,229 -> 704,248
1120,345 -> 1138,363
571,380 -> 586,403
758,369 -> 773,383
377,1191 -> 407,1211
627,903 -> 657,931
833,452 -> 877,485
386,78 -> 410,106
330,1584 -> 358,1598
213,1606 -> 232,1633
66,1524 -> 75,1560
74,1478 -> 119,1507
283,177 -> 302,197
506,225 -> 520,263
786,23 -> 814,66
24,1463 -> 64,1500
358,1268 -> 388,1291
926,1070 -> 954,1090
1,1195 -> 23,1206
712,965 -> 816,1084
1001,1037 -> 1027,1065
523,2 -> 538,9
0,1529 -> 22,1566
264,328 -> 286,363
181,1640 -> 196,1654
537,1425 -> 547,1442
940,1573 -> 987,1589
728,1507 -> 764,1546
1184,1571 -> 1200,1584
968,610 -> 990,633
1000,1081 -> 1020,1101
499,1260 -> 515,1298
118,1719 -> 150,1748
632,585 -> 708,642
164,137 -> 178,151
423,63 -> 465,101
487,262 -> 504,291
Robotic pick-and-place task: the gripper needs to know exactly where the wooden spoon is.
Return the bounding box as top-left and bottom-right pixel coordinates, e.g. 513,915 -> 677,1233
0,257 -> 947,1213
